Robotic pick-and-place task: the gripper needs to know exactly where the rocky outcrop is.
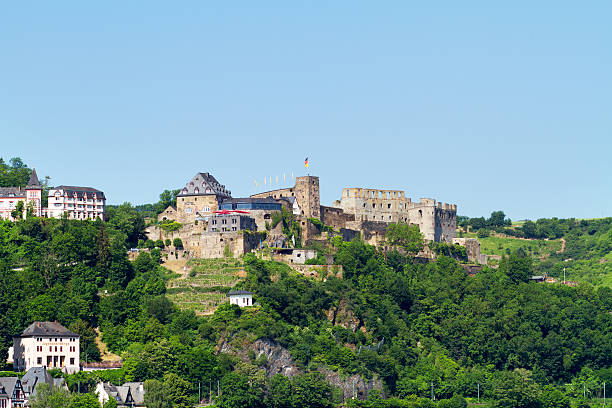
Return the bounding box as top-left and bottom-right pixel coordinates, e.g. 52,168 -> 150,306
250,338 -> 300,377
327,299 -> 362,332
319,367 -> 384,400
218,336 -> 300,378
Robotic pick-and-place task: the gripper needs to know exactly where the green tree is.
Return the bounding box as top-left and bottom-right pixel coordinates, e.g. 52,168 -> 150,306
385,223 -> 425,256
173,238 -> 184,249
144,379 -> 172,408
292,372 -> 333,408
269,374 -> 293,408
29,383 -> 72,408
69,393 -> 101,408
491,369 -> 542,408
11,200 -> 25,220
163,372 -> 193,408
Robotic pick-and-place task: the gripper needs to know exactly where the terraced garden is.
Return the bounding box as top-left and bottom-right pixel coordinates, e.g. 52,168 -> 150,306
166,258 -> 244,315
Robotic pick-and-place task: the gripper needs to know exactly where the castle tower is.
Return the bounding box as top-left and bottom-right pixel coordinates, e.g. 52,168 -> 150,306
294,176 -> 320,219
25,168 -> 42,217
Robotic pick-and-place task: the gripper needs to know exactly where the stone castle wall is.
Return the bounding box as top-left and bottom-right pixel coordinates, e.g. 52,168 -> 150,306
335,188 -> 456,243
252,176 -> 320,219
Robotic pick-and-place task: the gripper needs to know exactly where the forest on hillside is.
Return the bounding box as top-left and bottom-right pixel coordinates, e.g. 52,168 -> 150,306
0,211 -> 611,408
0,159 -> 611,408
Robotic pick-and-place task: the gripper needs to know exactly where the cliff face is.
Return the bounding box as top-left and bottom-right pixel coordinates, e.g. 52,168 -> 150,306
319,367 -> 385,401
250,338 -> 301,377
218,335 -> 383,400
218,336 -> 301,378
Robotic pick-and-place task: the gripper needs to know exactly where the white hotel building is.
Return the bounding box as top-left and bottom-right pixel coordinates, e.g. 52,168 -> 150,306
46,186 -> 106,220
10,321 -> 80,374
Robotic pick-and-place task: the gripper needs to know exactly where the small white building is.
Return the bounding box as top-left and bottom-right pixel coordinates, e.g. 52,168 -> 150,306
291,249 -> 317,264
11,321 -> 80,374
227,290 -> 254,307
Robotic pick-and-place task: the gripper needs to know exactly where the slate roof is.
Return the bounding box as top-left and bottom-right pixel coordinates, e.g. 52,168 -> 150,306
123,382 -> 145,405
178,172 -> 231,197
0,377 -> 18,396
21,367 -> 54,395
27,169 -> 41,189
18,321 -> 79,337
101,382 -> 144,406
227,290 -> 254,296
0,187 -> 26,198
51,186 -> 106,200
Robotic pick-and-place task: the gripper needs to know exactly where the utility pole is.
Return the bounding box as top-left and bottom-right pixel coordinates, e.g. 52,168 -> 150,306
217,380 -> 220,397
198,382 -> 201,403
209,381 -> 212,403
431,382 -> 434,401
584,383 -> 586,399
477,383 -> 480,404
604,382 -> 606,407
563,267 -> 566,284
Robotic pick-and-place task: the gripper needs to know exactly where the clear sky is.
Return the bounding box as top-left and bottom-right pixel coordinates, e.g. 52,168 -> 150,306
1,1 -> 610,220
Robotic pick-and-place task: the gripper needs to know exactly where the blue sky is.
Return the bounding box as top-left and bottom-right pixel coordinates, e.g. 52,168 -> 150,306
1,1 -> 610,220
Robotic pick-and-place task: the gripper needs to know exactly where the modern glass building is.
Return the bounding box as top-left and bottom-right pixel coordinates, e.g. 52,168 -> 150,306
219,198 -> 282,211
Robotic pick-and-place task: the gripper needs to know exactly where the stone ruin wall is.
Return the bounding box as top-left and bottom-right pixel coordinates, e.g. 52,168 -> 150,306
335,188 -> 457,243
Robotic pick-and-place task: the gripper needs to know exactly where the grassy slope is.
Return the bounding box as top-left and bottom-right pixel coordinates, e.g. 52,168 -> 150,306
166,258 -> 244,315
462,232 -> 562,258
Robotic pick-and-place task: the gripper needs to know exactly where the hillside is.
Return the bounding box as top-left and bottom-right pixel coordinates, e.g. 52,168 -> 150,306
460,214 -> 612,287
0,206 -> 611,408
165,258 -> 244,315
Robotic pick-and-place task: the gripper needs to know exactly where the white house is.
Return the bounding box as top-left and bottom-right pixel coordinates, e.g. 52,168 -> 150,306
227,290 -> 254,307
11,322 -> 80,374
46,186 -> 106,220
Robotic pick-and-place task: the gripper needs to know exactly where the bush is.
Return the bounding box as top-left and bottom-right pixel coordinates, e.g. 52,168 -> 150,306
477,229 -> 490,238
437,395 -> 467,408
173,238 -> 183,249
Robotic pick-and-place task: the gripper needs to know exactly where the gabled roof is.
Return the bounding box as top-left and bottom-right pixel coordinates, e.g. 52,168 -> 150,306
123,382 -> 145,404
17,321 -> 79,337
27,169 -> 41,189
177,172 -> 231,198
50,186 -> 105,200
21,367 -> 54,395
0,377 -> 19,395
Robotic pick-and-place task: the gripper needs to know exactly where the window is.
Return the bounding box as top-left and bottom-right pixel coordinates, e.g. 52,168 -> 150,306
222,219 -> 227,225
232,218 -> 237,224
37,357 -> 42,365
232,227 -> 237,231
70,358 -> 74,365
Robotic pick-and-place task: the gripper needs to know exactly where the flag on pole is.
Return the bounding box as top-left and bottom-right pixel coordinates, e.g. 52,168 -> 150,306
305,157 -> 309,168
254,180 -> 258,188
291,172 -> 294,180
283,173 -> 286,182
276,175 -> 278,184
264,177 -> 266,185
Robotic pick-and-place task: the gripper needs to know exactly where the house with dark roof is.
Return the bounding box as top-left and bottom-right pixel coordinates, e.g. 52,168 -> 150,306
95,381 -> 145,407
0,377 -> 25,407
46,185 -> 106,220
227,290 -> 254,307
0,169 -> 43,221
20,366 -> 66,400
10,322 -> 80,374
176,172 -> 232,223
